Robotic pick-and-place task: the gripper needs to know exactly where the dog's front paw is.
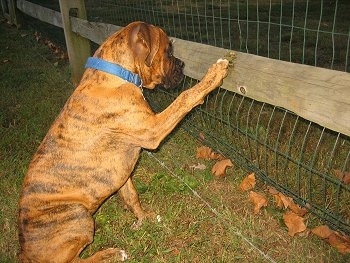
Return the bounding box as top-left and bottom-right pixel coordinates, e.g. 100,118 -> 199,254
214,58 -> 229,79
202,58 -> 229,88
216,58 -> 229,65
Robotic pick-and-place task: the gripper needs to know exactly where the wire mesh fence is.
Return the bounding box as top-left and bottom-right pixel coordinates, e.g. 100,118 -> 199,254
143,77 -> 350,235
84,0 -> 350,234
86,0 -> 350,72
18,0 -> 350,234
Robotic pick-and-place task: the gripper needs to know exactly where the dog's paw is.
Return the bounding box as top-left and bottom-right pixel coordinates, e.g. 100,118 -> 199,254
120,250 -> 128,261
215,58 -> 229,75
90,248 -> 128,262
202,58 -> 229,88
216,58 -> 229,65
109,248 -> 128,262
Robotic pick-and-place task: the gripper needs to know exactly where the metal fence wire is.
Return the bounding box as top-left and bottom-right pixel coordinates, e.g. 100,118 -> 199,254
87,0 -> 350,72
143,77 -> 350,235
83,0 -> 350,234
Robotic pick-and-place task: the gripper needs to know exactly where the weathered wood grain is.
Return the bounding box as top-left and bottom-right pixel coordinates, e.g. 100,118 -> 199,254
16,0 -> 350,136
17,0 -> 62,28
171,38 -> 350,136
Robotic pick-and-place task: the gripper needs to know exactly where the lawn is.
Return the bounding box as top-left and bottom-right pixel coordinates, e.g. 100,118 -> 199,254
0,18 -> 349,262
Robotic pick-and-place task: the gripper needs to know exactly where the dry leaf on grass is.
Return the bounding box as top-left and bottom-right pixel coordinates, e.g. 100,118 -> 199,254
199,132 -> 205,141
267,187 -> 284,208
267,186 -> 279,195
196,146 -> 217,160
334,169 -> 350,184
271,192 -> 307,216
239,173 -> 256,191
189,163 -> 206,171
283,211 -> 307,236
273,194 -> 284,209
211,159 -> 233,177
311,225 -> 333,239
312,225 -> 350,254
279,193 -> 308,216
196,146 -> 224,160
249,191 -> 268,214
278,193 -> 294,209
289,203 -> 308,217
327,232 -> 350,254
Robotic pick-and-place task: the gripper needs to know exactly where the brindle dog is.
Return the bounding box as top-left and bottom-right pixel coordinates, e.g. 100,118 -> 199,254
18,21 -> 228,262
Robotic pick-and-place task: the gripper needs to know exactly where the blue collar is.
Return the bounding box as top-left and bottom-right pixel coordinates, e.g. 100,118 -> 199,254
85,57 -> 143,87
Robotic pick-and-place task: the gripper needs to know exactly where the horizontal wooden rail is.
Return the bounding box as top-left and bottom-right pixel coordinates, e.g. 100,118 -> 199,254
16,0 -> 350,136
17,0 -> 62,27
170,38 -> 350,137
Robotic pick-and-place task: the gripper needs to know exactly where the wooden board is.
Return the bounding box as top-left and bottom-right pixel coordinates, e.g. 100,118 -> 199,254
58,0 -> 91,85
16,0 -> 350,136
70,17 -> 121,45
172,38 -> 350,136
17,0 -> 62,28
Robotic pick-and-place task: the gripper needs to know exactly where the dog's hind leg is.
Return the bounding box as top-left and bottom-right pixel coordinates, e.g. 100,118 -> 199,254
19,204 -> 128,262
118,177 -> 155,228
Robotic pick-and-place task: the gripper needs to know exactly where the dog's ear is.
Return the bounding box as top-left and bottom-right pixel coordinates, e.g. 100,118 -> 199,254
130,22 -> 159,67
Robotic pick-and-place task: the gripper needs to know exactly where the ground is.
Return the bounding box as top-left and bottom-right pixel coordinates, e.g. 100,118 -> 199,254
0,18 -> 349,262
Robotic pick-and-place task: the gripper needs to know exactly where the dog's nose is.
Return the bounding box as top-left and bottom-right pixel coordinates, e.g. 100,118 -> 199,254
176,59 -> 185,69
180,60 -> 185,68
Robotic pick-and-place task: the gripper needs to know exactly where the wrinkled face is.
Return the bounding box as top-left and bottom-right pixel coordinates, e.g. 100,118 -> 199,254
94,22 -> 185,89
157,39 -> 185,89
128,22 -> 185,89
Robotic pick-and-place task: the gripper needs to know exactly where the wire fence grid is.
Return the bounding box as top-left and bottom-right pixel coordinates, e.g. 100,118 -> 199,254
19,0 -> 350,234
85,0 -> 350,234
86,0 -> 350,72
143,77 -> 350,235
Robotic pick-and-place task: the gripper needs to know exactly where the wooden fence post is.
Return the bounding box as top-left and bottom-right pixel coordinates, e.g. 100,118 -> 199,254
59,0 -> 91,86
1,0 -> 21,27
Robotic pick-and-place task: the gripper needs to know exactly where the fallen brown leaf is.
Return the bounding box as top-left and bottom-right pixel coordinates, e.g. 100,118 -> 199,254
276,193 -> 308,216
267,186 -> 279,195
267,187 -> 284,209
249,191 -> 268,214
283,211 -> 307,236
278,193 -> 294,209
311,225 -> 333,239
327,232 -> 350,254
189,163 -> 206,171
239,173 -> 256,191
34,31 -> 41,41
211,159 -> 233,177
312,225 -> 350,254
268,190 -> 308,216
289,203 -> 308,217
334,169 -> 350,184
196,146 -> 215,160
273,194 -> 284,209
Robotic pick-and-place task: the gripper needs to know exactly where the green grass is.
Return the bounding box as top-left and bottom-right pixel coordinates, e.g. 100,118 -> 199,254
1,19 -> 349,263
0,20 -> 72,261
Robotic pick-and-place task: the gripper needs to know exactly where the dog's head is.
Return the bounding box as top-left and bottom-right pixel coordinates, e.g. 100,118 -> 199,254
94,21 -> 184,89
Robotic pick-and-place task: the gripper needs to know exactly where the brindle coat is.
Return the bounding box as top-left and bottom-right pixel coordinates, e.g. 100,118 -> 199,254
18,21 -> 228,262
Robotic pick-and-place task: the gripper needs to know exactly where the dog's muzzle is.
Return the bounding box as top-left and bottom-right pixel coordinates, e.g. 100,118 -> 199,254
162,57 -> 185,89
